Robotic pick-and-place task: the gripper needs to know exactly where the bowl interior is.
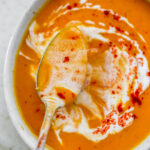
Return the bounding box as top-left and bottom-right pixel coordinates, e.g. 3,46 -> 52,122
3,0 -> 48,149
3,0 -> 150,150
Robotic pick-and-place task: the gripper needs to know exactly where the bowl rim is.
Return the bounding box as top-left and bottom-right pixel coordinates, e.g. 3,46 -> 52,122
3,0 -> 48,149
3,0 -> 150,150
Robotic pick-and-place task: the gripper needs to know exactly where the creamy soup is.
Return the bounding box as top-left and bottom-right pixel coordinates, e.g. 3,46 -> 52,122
14,0 -> 150,149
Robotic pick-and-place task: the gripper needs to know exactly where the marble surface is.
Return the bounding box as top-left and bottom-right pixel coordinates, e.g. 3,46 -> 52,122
0,0 -> 34,149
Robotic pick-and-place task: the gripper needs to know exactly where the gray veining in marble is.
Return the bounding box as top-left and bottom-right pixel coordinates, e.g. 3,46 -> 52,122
0,0 -> 33,149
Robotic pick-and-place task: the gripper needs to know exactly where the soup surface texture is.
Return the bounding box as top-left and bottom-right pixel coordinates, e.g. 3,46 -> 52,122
14,0 -> 150,149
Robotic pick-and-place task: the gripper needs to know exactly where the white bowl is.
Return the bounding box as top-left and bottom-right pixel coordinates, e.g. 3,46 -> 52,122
3,0 -> 150,149
3,0 -> 48,149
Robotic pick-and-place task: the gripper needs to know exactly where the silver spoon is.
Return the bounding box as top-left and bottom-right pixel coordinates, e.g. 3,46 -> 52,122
35,26 -> 87,150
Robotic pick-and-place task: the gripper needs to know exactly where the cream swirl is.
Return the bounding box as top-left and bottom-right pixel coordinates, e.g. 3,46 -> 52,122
24,2 -> 150,144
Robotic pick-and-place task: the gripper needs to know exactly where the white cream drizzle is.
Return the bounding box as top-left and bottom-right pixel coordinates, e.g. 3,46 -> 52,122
19,51 -> 35,61
80,0 -> 87,4
51,3 -> 70,15
41,2 -> 134,30
85,20 -> 95,25
26,21 -> 59,57
78,26 -> 109,42
98,22 -> 105,27
24,3 -> 150,145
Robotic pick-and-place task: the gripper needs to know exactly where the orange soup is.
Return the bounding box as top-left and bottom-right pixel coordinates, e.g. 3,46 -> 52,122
14,0 -> 150,149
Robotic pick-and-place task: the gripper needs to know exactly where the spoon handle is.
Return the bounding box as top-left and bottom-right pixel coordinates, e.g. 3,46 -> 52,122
35,103 -> 57,150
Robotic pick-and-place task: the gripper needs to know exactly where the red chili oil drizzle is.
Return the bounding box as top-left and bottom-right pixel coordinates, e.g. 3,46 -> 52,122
63,56 -> 70,63
147,72 -> 150,77
56,114 -> 66,120
99,42 -> 103,47
131,84 -> 142,105
57,93 -> 65,99
132,114 -> 138,119
67,3 -> 78,10
112,90 -> 115,94
67,5 -> 72,10
118,103 -> 123,113
73,3 -> 78,7
116,26 -> 124,33
118,112 -> 131,127
113,14 -> 121,21
72,93 -> 75,98
71,36 -> 80,40
93,110 -> 117,135
104,10 -> 110,16
78,147 -> 81,150
36,108 -> 40,112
